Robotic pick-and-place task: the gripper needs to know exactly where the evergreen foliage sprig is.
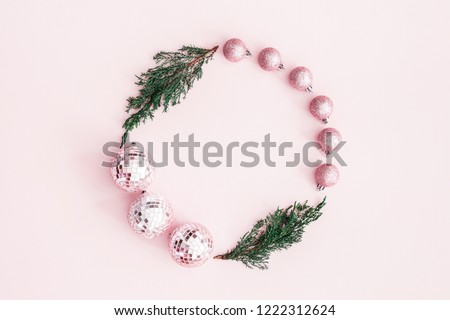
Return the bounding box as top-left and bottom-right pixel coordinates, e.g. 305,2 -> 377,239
214,198 -> 326,270
120,45 -> 219,147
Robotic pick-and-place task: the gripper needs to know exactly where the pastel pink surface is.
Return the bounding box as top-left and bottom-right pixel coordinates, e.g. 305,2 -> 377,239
0,0 -> 449,299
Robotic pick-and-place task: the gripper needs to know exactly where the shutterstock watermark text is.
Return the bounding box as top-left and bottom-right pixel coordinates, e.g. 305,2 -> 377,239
102,133 -> 347,168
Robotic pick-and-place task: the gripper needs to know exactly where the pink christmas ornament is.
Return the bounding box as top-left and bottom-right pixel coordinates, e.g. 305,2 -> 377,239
110,144 -> 154,192
223,38 -> 251,62
315,164 -> 339,190
288,66 -> 313,92
169,223 -> 213,267
128,192 -> 173,239
258,47 -> 284,71
317,127 -> 342,154
310,95 -> 334,123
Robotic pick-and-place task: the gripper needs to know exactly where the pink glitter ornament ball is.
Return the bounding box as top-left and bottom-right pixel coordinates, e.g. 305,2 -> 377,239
317,127 -> 342,154
169,223 -> 213,267
128,192 -> 173,239
315,164 -> 339,190
110,144 -> 154,192
223,38 -> 251,62
258,47 -> 284,71
310,95 -> 334,123
288,67 -> 313,92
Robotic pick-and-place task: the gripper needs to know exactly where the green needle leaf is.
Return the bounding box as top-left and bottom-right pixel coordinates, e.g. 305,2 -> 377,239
215,197 -> 327,270
120,45 -> 219,147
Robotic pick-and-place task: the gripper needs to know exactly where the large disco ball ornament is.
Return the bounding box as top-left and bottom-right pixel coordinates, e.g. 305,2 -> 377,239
128,192 -> 173,239
169,223 -> 213,267
110,144 -> 154,192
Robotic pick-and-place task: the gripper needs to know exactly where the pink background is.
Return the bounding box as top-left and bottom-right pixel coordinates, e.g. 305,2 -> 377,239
1,0 -> 449,299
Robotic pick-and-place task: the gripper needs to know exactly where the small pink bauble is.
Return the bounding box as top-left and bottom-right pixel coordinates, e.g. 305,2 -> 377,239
128,192 -> 173,239
110,144 -> 154,192
258,47 -> 284,71
317,127 -> 342,154
310,95 -> 333,123
169,223 -> 213,267
315,164 -> 339,190
288,67 -> 313,92
223,38 -> 251,62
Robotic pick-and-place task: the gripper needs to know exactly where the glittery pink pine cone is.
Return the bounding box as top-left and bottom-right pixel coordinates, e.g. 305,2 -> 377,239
288,66 -> 313,92
258,47 -> 284,71
315,164 -> 339,190
223,38 -> 251,62
310,95 -> 334,123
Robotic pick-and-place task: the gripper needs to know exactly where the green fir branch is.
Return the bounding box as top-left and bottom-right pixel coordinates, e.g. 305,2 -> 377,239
214,197 -> 327,270
120,45 -> 219,147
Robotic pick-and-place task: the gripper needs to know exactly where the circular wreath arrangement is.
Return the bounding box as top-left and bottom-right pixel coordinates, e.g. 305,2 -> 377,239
109,38 -> 342,270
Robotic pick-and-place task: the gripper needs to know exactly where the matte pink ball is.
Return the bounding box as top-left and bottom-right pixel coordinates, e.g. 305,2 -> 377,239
258,47 -> 283,71
310,95 -> 334,123
169,223 -> 213,267
223,38 -> 251,62
315,164 -> 339,190
317,127 -> 342,154
289,67 -> 313,92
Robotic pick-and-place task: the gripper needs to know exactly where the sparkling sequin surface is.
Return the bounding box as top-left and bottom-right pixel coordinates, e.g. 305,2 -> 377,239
310,95 -> 334,123
223,38 -> 249,62
128,193 -> 173,239
110,145 -> 154,192
315,164 -> 339,188
317,127 -> 342,153
169,223 -> 213,267
258,47 -> 283,71
288,66 -> 313,91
